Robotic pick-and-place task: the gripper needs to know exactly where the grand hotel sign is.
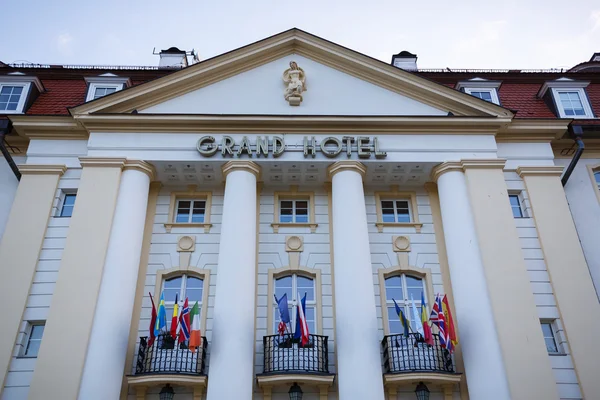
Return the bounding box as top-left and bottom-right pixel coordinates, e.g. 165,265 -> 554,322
196,136 -> 387,159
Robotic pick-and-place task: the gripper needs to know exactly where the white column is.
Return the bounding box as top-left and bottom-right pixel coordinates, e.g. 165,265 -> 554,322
434,164 -> 510,400
78,161 -> 153,400
206,161 -> 260,400
328,161 -> 385,400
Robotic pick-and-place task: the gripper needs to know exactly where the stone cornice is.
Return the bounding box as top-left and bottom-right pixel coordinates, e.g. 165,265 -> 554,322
430,159 -> 507,181
327,160 -> 367,179
18,164 -> 67,176
123,160 -> 155,180
517,166 -> 564,177
78,157 -> 127,169
221,160 -> 261,178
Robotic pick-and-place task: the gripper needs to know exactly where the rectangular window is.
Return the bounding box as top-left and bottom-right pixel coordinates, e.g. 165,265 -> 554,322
509,194 -> 523,218
470,91 -> 493,102
279,199 -> 309,223
0,85 -> 24,111
381,200 -> 411,223
541,322 -> 559,354
558,91 -> 585,116
23,323 -> 45,357
464,87 -> 500,104
93,86 -> 117,100
175,199 -> 206,223
60,194 -> 77,217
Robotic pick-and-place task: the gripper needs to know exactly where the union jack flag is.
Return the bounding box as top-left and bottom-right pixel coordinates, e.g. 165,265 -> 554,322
429,294 -> 447,348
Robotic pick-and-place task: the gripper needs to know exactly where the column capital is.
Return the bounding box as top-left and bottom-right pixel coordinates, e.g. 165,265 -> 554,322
18,164 -> 67,176
430,161 -> 463,182
78,157 -> 127,168
517,166 -> 563,177
221,160 -> 261,179
327,161 -> 366,179
431,159 -> 507,182
123,160 -> 155,180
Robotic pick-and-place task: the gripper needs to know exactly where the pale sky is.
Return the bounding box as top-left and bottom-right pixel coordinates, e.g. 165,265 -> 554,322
2,0 -> 599,70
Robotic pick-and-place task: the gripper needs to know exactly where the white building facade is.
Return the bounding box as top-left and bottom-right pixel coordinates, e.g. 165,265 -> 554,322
0,30 -> 599,400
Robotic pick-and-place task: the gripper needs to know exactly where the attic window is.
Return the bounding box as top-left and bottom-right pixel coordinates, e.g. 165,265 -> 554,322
538,78 -> 594,119
0,75 -> 43,114
84,74 -> 131,102
455,78 -> 502,105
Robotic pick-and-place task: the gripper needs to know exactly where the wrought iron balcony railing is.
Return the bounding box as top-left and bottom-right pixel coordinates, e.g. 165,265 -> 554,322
262,333 -> 330,374
135,333 -> 208,375
382,333 -> 455,374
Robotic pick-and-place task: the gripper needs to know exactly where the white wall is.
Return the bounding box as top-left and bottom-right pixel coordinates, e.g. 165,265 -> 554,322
142,54 -> 447,116
555,158 -> 600,300
0,156 -> 24,243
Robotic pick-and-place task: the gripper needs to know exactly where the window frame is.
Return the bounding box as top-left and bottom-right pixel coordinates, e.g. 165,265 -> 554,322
378,266 -> 435,336
154,267 -> 211,336
0,82 -> 30,114
174,199 -> 207,224
59,193 -> 77,217
272,273 -> 317,335
55,189 -> 77,218
84,75 -> 130,102
551,87 -> 594,119
20,321 -> 45,358
162,274 -> 205,331
587,165 -> 600,204
272,187 -> 317,233
464,87 -> 500,105
508,193 -> 524,218
165,190 -> 213,233
88,84 -> 121,101
267,266 -> 322,335
540,320 -> 563,355
375,189 -> 423,233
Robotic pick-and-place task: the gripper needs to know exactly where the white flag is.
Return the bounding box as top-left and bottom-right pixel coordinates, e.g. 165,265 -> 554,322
411,294 -> 424,336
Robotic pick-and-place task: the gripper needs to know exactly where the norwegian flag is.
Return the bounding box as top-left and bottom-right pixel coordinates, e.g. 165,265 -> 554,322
178,298 -> 191,343
429,294 -> 447,348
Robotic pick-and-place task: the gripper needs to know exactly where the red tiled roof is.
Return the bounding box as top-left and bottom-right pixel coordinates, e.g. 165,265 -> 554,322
587,84 -> 600,117
497,83 -> 556,118
26,79 -> 87,115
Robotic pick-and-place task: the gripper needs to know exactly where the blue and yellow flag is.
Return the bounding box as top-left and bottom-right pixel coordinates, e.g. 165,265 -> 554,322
154,292 -> 167,336
393,298 -> 410,336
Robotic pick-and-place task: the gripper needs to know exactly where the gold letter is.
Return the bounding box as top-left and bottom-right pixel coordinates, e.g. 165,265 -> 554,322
374,137 -> 387,159
357,137 -> 371,159
237,136 -> 253,157
256,136 -> 269,157
221,136 -> 234,157
273,136 -> 285,158
320,137 -> 343,158
342,136 -> 355,158
303,136 -> 316,158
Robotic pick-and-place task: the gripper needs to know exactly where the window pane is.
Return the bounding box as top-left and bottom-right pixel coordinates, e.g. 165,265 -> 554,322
163,277 -> 182,302
281,200 -> 293,209
25,339 -> 41,356
6,102 -> 17,111
176,201 -> 191,222
545,337 -> 558,353
296,201 -> 308,209
64,194 -> 76,205
382,207 -> 395,222
61,205 -> 74,217
0,87 -> 12,95
385,276 -> 403,301
30,325 -> 44,340
405,276 -> 423,300
595,172 -> 600,185
275,276 -> 293,301
12,86 -> 23,95
297,276 -> 315,301
105,87 -> 117,94
541,322 -> 553,337
396,200 -> 411,222
388,307 -> 403,334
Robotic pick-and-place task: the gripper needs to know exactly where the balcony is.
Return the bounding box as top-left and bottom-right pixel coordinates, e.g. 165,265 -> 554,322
126,333 -> 208,398
381,333 -> 461,394
257,333 -> 335,398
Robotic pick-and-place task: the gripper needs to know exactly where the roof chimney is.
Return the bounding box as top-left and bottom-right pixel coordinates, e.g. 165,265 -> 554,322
391,51 -> 417,71
158,47 -> 188,69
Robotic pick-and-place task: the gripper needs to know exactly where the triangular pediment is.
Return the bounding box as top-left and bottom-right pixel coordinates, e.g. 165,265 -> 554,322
70,29 -> 513,119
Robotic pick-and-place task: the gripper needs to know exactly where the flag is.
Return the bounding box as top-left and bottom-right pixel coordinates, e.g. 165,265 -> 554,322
294,292 -> 310,346
170,294 -> 179,339
148,292 -> 157,347
278,321 -> 286,337
189,301 -> 202,353
442,295 -> 458,352
154,292 -> 168,337
275,293 -> 291,324
178,298 -> 191,343
421,292 -> 433,346
430,294 -> 447,348
393,298 -> 410,337
410,294 -> 424,336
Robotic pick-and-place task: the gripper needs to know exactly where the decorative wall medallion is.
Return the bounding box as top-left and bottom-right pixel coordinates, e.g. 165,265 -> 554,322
177,235 -> 195,252
283,61 -> 306,106
393,236 -> 411,252
285,235 -> 304,252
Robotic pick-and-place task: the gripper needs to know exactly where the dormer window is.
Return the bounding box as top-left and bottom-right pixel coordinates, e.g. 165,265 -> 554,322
84,74 -> 131,102
538,78 -> 594,119
0,74 -> 43,114
455,78 -> 501,105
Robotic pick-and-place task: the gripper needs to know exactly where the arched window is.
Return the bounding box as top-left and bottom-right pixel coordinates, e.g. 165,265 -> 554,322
162,274 -> 204,330
384,274 -> 426,334
273,274 -> 316,334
